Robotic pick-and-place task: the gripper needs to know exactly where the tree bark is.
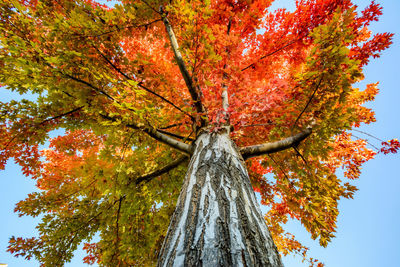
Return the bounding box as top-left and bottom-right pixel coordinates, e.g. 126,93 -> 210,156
158,131 -> 283,267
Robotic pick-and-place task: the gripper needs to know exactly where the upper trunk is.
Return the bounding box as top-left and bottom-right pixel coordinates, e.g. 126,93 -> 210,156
158,131 -> 283,267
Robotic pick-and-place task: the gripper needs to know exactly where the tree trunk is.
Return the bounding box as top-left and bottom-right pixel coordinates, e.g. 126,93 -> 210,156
158,131 -> 283,267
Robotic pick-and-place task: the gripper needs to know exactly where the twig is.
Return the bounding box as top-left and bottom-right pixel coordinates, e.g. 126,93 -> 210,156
351,129 -> 385,143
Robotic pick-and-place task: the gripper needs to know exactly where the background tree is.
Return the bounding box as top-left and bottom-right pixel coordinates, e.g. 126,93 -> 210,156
0,0 -> 398,266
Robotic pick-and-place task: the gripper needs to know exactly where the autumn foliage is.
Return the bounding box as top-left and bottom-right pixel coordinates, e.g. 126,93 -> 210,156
0,0 -> 397,265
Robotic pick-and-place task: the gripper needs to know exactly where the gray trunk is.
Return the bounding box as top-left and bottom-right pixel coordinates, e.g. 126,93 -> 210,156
158,131 -> 283,267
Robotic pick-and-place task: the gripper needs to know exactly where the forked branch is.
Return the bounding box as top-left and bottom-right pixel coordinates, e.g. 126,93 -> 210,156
240,127 -> 312,160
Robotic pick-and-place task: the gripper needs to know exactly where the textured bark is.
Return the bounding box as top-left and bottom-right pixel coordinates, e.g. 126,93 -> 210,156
158,131 -> 283,267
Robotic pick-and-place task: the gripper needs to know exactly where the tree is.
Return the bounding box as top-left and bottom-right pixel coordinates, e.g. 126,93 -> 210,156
0,0 -> 398,266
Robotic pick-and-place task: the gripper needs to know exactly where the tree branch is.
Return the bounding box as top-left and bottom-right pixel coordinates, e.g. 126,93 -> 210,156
157,129 -> 194,142
240,122 -> 276,128
240,127 -> 312,160
221,16 -> 232,126
351,133 -> 380,151
133,155 -> 188,185
115,197 -> 123,252
351,129 -> 385,143
100,114 -> 192,155
268,154 -> 291,182
2,105 -> 84,150
78,19 -> 163,38
293,146 -> 308,165
159,123 -> 183,130
140,0 -> 161,15
61,72 -> 116,101
131,124 -> 192,155
39,106 -> 84,125
162,16 -> 206,124
241,39 -> 297,72
291,77 -> 323,132
93,46 -> 194,120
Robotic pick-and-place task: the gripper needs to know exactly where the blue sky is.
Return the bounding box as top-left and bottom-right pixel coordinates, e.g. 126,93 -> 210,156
1,0 -> 399,266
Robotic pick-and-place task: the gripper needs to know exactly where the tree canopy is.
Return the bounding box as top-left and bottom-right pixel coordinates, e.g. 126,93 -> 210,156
0,0 -> 398,265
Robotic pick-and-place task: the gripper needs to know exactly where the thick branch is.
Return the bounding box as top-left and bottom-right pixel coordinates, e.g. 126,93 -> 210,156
240,128 -> 312,160
133,155 -> 188,185
162,16 -> 206,120
100,114 -> 192,155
